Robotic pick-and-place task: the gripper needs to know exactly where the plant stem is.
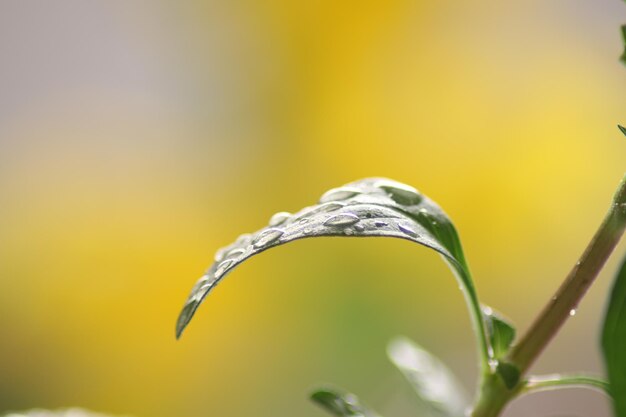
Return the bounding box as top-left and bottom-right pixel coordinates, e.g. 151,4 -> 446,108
522,374 -> 610,395
471,173 -> 626,417
507,174 -> 626,374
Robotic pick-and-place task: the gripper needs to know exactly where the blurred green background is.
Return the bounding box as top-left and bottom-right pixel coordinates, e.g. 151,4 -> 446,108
1,1 -> 625,416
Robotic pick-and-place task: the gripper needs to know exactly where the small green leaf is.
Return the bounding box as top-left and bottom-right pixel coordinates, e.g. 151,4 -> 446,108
496,361 -> 521,390
310,388 -> 380,417
176,178 -> 487,367
619,124 -> 626,137
602,254 -> 626,416
387,337 -> 468,417
482,306 -> 516,359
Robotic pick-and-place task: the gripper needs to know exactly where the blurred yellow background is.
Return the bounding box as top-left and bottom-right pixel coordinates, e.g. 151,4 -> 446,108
1,1 -> 625,416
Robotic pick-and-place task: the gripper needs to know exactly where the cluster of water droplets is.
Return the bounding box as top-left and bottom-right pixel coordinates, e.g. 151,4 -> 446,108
204,180 -> 433,291
177,177 -> 463,338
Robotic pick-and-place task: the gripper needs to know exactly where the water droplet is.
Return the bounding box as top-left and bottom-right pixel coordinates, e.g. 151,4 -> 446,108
375,221 -> 388,227
298,217 -> 310,225
483,306 -> 493,316
215,259 -> 234,278
398,223 -> 418,238
196,282 -> 213,295
319,187 -> 362,203
269,211 -> 291,227
324,213 -> 361,227
224,248 -> 246,259
569,309 -> 577,316
419,208 -> 429,214
292,202 -> 345,222
252,228 -> 284,248
214,247 -> 227,262
235,233 -> 252,246
353,224 -> 365,232
488,359 -> 499,372
375,179 -> 422,205
344,228 -> 354,235
302,227 -> 312,235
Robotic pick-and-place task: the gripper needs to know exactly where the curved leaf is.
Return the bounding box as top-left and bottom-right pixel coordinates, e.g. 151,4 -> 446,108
387,337 -> 468,417
481,306 -> 519,388
481,306 -> 516,360
175,178 -> 487,364
602,254 -> 626,416
310,388 -> 380,417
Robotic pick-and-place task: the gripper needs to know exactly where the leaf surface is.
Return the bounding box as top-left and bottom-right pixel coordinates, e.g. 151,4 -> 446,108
175,177 -> 484,359
310,388 -> 380,417
387,337 -> 468,417
602,255 -> 626,416
482,306 -> 515,360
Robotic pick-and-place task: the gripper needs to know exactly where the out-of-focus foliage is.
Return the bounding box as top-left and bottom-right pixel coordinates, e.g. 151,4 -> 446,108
602,256 -> 626,416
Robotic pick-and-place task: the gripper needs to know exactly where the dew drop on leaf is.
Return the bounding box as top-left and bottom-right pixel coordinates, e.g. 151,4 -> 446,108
252,228 -> 285,248
215,259 -> 235,278
324,213 -> 361,227
319,187 -> 362,203
224,248 -> 246,259
398,223 -> 418,238
269,211 -> 291,227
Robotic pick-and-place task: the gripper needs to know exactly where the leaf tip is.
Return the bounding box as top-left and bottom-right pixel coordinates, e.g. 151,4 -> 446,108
618,124 -> 626,137
175,301 -> 199,339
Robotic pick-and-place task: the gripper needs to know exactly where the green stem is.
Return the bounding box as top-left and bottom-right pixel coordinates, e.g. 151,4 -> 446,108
471,173 -> 626,417
522,374 -> 610,395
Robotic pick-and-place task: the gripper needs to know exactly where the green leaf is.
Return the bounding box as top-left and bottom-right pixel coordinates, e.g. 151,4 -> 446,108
387,337 -> 469,417
481,306 -> 516,359
496,361 -> 521,390
619,124 -> 626,137
310,388 -> 380,417
176,178 -> 487,366
602,254 -> 626,416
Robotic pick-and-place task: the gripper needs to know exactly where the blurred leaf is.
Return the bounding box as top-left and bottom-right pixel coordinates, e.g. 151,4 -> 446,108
496,361 -> 521,390
310,388 -> 380,417
602,255 -> 626,416
387,336 -> 468,417
2,409 -> 123,417
176,178 -> 483,349
524,373 -> 610,395
619,124 -> 626,137
481,306 -> 516,359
